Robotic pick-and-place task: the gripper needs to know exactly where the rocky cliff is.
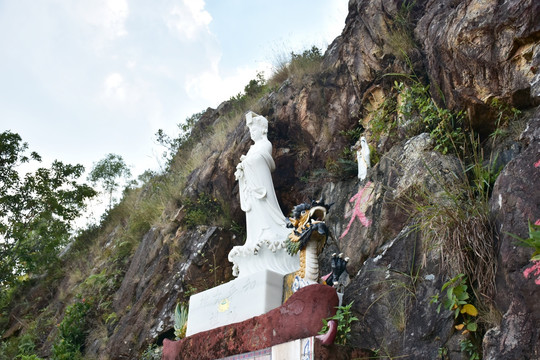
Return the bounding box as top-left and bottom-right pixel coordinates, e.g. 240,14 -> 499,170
2,0 -> 539,359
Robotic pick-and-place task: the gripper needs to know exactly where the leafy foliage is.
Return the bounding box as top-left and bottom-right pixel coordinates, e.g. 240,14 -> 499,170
183,193 -> 222,229
460,339 -> 481,360
319,301 -> 358,345
431,274 -> 481,359
228,72 -> 268,111
394,80 -> 465,154
489,98 -> 521,138
14,332 -> 41,359
368,95 -> 398,142
51,296 -> 91,360
0,131 -> 96,287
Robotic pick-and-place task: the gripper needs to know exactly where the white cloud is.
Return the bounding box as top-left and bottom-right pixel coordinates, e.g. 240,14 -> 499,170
165,0 -> 212,41
185,61 -> 273,107
72,0 -> 129,52
104,72 -> 126,100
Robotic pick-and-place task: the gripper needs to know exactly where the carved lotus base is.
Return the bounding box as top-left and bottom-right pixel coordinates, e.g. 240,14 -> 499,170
228,240 -> 300,278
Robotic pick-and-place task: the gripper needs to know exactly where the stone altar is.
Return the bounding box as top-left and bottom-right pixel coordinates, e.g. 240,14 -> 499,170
186,270 -> 283,336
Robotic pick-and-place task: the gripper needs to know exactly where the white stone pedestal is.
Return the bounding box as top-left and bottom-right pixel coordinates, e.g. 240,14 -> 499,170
186,270 -> 284,336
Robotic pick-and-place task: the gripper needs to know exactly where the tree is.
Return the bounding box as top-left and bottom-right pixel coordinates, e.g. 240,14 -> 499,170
0,131 -> 96,286
88,153 -> 131,210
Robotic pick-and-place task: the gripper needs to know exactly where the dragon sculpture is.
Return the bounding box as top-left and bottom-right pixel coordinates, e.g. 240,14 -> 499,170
285,199 -> 332,287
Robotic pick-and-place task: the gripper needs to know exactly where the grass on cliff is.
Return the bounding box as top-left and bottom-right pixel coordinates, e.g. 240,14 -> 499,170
396,124 -> 509,316
386,0 -> 418,60
268,45 -> 324,88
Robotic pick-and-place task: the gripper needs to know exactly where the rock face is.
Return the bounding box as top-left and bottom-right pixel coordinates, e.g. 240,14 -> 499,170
417,0 -> 540,132
485,109 -> 540,359
2,0 -> 539,359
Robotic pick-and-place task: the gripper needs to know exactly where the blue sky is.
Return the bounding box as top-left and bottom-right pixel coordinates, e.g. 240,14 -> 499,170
1,0 -> 348,179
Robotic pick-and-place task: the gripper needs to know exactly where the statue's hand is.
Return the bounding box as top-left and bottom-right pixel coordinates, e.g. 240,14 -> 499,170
234,168 -> 243,180
240,155 -> 246,161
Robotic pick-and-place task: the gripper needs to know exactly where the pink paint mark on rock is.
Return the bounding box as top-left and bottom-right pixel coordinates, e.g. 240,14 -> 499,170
523,261 -> 540,285
535,219 -> 540,226
534,159 -> 540,168
340,182 -> 374,239
162,284 -> 338,360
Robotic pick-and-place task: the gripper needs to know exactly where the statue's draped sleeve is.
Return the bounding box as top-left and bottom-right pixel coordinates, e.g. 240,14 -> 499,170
237,141 -> 286,228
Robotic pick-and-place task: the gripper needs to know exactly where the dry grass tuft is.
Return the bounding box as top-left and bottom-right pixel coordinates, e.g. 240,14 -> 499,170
404,177 -> 497,300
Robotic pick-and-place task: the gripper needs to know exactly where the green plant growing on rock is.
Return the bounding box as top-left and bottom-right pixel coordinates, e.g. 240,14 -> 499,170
88,153 -> 132,211
460,338 -> 480,360
228,72 -> 268,111
51,296 -> 91,360
438,346 -> 448,359
508,221 -> 540,261
489,98 -> 521,140
394,80 -> 465,155
10,331 -> 43,360
319,301 -> 358,345
368,95 -> 398,142
174,303 -> 188,340
431,274 -> 481,360
386,0 -> 417,59
140,344 -> 161,360
401,131 -> 498,299
183,193 -> 222,229
364,75 -> 466,156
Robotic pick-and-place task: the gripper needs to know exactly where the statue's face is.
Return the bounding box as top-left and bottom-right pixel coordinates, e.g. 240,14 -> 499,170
249,123 -> 264,141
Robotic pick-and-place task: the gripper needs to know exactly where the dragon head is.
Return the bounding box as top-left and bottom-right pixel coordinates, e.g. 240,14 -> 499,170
288,198 -> 333,231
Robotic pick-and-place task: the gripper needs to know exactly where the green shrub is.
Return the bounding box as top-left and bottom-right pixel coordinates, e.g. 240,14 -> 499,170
369,95 -> 398,142
183,193 -> 222,229
51,296 -> 91,360
16,332 -> 38,358
394,80 -> 465,154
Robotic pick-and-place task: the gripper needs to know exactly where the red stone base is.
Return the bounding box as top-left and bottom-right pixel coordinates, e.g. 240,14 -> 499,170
162,284 -> 339,360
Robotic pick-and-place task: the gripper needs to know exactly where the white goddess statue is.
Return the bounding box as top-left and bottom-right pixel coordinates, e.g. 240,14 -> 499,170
228,111 -> 299,277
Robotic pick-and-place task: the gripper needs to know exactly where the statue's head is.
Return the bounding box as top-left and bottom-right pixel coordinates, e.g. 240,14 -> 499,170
246,111 -> 268,141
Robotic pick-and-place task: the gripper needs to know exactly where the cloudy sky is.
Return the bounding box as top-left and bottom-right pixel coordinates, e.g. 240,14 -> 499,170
1,0 -> 348,179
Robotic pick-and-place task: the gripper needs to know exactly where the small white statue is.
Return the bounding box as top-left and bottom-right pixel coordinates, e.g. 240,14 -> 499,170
228,111 -> 299,277
354,136 -> 371,181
